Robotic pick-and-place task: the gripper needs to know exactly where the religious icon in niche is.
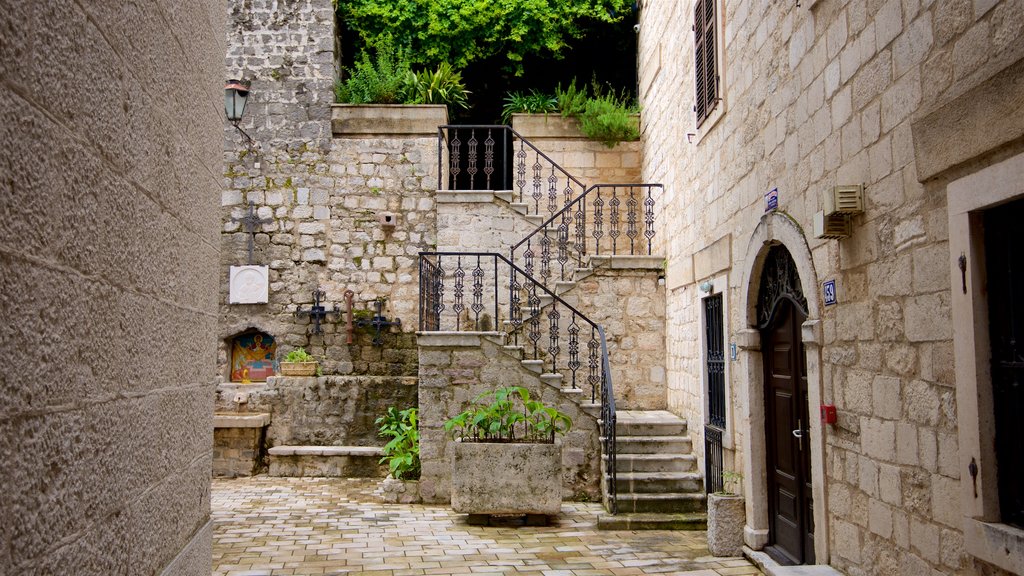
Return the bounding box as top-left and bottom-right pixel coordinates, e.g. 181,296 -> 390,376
230,331 -> 277,382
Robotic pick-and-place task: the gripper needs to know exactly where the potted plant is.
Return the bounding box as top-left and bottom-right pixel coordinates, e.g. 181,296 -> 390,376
444,386 -> 572,520
279,347 -> 318,377
377,407 -> 422,503
707,470 -> 746,557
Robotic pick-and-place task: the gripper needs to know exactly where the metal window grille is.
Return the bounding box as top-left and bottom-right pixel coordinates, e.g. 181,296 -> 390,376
704,294 -> 725,494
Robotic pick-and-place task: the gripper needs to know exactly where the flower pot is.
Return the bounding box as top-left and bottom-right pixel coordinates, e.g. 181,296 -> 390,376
279,361 -> 317,376
449,440 -> 562,516
707,493 -> 745,557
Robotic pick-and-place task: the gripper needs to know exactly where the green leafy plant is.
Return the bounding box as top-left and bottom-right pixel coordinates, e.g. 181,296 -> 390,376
376,407 -> 420,480
334,34 -> 412,104
577,90 -> 639,148
719,470 -> 744,496
444,386 -> 572,443
554,79 -> 588,118
283,348 -> 315,363
501,89 -> 557,123
404,62 -> 470,109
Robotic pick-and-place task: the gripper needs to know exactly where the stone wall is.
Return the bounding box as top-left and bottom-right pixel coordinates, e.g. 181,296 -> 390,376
417,333 -> 602,504
0,0 -> 223,573
638,0 -> 1023,574
215,376 -> 417,447
511,114 -> 642,185
221,0 -> 438,381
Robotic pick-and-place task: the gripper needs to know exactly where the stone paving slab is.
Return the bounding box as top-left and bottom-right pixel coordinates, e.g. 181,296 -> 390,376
213,476 -> 763,576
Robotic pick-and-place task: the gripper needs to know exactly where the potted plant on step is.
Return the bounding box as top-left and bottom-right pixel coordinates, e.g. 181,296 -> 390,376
279,347 -> 318,377
445,386 -> 572,523
377,407 -> 422,504
707,471 -> 746,557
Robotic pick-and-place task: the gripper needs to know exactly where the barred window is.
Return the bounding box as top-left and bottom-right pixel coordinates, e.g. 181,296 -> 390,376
694,0 -> 719,128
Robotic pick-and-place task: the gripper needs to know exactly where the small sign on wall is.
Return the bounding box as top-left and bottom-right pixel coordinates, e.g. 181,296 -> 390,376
229,265 -> 270,304
765,187 -> 778,212
822,279 -> 837,306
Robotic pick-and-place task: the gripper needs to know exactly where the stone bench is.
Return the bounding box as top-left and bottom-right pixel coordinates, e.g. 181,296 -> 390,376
267,445 -> 386,478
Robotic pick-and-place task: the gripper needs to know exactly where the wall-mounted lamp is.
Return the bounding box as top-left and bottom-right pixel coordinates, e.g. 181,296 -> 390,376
699,280 -> 714,294
225,79 -> 258,153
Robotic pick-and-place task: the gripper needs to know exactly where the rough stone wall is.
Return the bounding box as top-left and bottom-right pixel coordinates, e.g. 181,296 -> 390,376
221,0 -> 437,380
574,267 -> 667,410
511,115 -> 643,185
639,0 -> 1023,574
0,1 -> 223,573
215,376 -> 417,447
417,334 -> 602,504
214,428 -> 265,478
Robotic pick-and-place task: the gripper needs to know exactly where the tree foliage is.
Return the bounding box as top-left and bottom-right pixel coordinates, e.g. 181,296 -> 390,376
334,0 -> 635,75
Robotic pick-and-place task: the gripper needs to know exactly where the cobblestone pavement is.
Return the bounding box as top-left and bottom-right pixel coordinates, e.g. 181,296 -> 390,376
212,476 -> 762,576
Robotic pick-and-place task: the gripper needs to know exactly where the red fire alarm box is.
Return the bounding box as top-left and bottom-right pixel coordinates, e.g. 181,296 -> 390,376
821,404 -> 837,424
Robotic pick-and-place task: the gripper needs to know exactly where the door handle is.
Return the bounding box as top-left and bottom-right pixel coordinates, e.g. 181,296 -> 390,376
791,429 -> 804,438
792,419 -> 804,450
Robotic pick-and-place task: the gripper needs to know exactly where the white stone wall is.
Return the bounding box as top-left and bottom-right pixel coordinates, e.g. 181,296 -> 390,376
0,0 -> 223,573
639,0 -> 1024,574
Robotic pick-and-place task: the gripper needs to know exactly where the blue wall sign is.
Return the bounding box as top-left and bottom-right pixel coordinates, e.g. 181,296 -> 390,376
823,279 -> 837,306
765,187 -> 778,212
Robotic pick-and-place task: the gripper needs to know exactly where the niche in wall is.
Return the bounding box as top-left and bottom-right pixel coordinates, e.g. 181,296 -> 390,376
229,330 -> 277,382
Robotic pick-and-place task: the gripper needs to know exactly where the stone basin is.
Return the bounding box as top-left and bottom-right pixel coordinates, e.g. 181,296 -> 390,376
213,412 -> 272,428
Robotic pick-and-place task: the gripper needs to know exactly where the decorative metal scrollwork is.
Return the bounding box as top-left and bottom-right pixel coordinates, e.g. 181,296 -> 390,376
756,244 -> 808,328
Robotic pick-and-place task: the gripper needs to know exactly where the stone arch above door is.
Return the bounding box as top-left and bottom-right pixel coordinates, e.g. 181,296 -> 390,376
734,211 -> 830,564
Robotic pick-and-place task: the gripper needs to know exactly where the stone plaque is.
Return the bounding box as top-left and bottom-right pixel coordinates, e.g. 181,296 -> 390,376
229,265 -> 269,304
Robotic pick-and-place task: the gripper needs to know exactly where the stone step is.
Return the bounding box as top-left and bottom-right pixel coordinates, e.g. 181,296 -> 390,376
596,512 -> 707,531
615,410 -> 689,437
610,453 -> 698,473
615,471 -> 704,494
502,345 -> 525,359
554,280 -> 577,295
521,360 -> 544,374
614,492 -> 707,514
614,435 -> 693,455
494,190 -> 514,203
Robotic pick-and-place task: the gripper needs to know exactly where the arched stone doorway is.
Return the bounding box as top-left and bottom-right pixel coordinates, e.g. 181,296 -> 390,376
736,213 -> 828,564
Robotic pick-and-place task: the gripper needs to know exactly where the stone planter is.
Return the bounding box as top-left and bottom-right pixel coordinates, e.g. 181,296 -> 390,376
510,112 -> 640,141
332,104 -> 449,137
449,440 -> 562,516
706,493 -> 745,557
279,361 -> 317,376
379,476 -> 423,504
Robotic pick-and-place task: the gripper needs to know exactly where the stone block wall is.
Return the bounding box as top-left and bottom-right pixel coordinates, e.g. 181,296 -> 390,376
214,427 -> 266,478
417,334 -> 602,504
222,0 -> 438,380
0,0 -> 223,573
511,114 -> 642,185
639,0 -> 1024,574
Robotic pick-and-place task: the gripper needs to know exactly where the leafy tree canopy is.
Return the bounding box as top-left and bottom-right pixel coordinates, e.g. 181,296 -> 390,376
334,0 -> 635,75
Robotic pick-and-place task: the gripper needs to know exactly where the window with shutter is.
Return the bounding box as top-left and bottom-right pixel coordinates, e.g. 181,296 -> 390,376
694,0 -> 719,128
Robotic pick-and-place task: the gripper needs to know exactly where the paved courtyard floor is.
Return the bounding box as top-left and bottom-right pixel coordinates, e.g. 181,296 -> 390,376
212,476 -> 762,576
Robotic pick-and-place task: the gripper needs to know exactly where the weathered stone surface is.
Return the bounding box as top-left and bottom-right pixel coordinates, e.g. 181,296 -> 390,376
449,441 -> 563,516
706,493 -> 745,557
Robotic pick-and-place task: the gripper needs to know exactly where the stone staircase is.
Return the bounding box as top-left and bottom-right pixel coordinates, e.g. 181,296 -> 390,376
598,410 -> 707,530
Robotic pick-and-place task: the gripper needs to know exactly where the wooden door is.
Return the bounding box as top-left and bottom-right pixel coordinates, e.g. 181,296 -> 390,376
762,297 -> 814,565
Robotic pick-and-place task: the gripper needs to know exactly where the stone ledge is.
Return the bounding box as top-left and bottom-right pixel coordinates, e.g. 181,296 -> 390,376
214,412 -> 272,428
268,445 -> 383,457
416,331 -> 502,348
590,255 -> 666,270
436,191 -> 498,204
332,104 -> 448,137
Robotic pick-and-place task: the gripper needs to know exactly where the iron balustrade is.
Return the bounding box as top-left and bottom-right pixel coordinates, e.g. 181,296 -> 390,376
438,125 -> 587,216
509,184 -> 662,283
598,325 -> 618,515
704,425 -> 724,494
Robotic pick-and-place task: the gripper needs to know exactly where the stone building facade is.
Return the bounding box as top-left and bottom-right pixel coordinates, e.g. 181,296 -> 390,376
638,0 -> 1024,574
0,0 -> 223,573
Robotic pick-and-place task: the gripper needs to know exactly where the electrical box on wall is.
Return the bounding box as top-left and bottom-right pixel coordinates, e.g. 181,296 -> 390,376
814,211 -> 852,239
825,184 -> 865,215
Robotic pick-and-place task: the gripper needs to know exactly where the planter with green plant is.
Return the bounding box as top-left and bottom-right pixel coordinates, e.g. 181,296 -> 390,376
279,347 -> 318,377
707,470 -> 746,557
444,386 -> 572,518
506,79 -> 640,148
333,34 -> 469,136
376,406 -> 423,503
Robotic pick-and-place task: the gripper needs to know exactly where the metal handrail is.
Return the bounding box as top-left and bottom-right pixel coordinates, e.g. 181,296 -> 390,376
437,125 -> 587,214
598,325 -> 617,515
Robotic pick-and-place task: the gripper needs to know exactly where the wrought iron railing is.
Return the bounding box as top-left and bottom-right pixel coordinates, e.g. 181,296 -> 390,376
438,125 -> 587,216
419,252 -> 603,395
598,325 -> 617,515
704,425 -> 724,494
510,184 -> 662,283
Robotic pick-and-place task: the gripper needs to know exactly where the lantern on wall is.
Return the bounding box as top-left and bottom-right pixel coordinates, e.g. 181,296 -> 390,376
224,79 -> 251,125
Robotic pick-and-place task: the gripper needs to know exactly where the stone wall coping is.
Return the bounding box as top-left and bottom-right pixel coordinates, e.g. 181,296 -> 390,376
416,331 -> 503,348
591,255 -> 665,270
436,191 -> 498,204
332,104 -> 448,138
268,445 -> 383,457
213,412 -> 272,428
511,113 -> 640,141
